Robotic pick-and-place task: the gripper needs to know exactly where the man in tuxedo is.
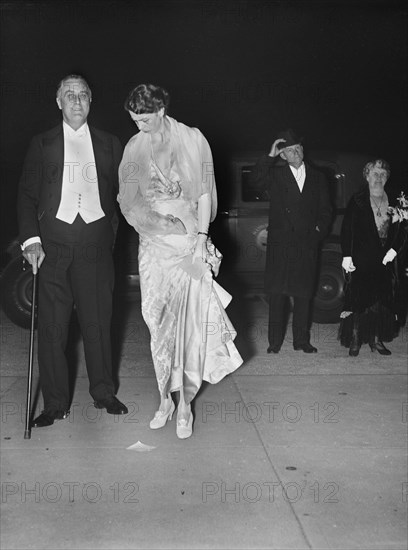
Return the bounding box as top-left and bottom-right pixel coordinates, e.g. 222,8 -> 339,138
18,74 -> 128,427
251,129 -> 332,353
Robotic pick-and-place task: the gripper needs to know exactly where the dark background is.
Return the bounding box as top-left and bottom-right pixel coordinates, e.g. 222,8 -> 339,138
1,0 -> 407,251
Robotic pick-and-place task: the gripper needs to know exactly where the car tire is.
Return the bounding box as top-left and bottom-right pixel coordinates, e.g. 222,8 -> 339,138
0,256 -> 37,329
312,249 -> 345,324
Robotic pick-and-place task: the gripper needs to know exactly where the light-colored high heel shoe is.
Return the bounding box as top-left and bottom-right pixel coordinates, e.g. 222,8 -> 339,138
176,408 -> 193,439
149,400 -> 175,429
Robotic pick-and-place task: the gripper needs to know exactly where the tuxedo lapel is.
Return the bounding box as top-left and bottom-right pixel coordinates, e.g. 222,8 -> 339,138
43,125 -> 64,187
90,126 -> 109,194
40,124 -> 110,215
279,165 -> 301,224
283,164 -> 301,192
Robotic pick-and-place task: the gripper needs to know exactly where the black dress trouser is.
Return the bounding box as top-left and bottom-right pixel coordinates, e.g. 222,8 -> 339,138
268,294 -> 312,349
37,215 -> 115,411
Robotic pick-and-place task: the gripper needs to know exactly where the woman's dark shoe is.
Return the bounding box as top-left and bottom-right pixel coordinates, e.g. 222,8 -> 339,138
370,341 -> 392,356
349,328 -> 360,357
349,343 -> 360,357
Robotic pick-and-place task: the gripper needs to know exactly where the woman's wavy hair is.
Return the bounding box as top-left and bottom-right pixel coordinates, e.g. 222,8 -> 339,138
124,84 -> 170,114
363,159 -> 391,180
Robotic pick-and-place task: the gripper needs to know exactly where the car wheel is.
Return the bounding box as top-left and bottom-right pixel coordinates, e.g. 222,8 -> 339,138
0,257 -> 37,329
312,250 -> 345,324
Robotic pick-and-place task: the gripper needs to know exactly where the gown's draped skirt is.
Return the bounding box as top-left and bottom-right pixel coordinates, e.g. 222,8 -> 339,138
138,198 -> 242,404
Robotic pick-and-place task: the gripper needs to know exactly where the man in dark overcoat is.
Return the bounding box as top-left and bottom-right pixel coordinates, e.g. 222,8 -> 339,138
251,129 -> 333,353
18,74 -> 128,427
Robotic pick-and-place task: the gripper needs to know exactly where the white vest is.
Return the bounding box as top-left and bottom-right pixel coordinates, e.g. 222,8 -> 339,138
56,122 -> 105,224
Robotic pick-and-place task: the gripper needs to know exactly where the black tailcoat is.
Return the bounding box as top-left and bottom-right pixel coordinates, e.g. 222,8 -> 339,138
17,124 -> 123,410
18,124 -> 122,242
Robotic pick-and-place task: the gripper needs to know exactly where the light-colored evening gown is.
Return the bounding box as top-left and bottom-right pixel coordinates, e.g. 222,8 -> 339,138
138,158 -> 243,404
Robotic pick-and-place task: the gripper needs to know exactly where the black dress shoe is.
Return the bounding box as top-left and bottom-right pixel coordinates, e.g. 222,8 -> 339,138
267,345 -> 281,354
294,343 -> 317,353
31,409 -> 70,428
94,396 -> 128,415
370,341 -> 391,356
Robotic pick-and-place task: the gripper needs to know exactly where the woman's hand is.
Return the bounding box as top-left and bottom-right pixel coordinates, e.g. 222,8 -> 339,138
166,215 -> 187,234
192,233 -> 208,263
342,257 -> 356,273
382,248 -> 397,265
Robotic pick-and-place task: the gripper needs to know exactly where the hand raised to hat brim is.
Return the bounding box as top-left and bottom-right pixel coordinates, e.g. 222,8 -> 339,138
269,138 -> 286,157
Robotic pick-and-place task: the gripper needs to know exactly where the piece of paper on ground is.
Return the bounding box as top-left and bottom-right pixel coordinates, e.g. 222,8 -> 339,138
126,441 -> 156,452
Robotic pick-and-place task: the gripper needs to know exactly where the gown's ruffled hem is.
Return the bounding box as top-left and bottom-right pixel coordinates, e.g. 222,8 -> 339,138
203,339 -> 243,385
140,238 -> 243,404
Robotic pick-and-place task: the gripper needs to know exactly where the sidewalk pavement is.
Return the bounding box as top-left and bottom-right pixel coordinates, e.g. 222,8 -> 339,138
0,296 -> 407,550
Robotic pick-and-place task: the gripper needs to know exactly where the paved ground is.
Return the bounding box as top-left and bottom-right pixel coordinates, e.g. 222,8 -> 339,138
0,293 -> 407,550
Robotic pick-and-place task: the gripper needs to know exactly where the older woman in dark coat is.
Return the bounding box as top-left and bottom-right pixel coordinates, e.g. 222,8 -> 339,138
340,159 -> 405,356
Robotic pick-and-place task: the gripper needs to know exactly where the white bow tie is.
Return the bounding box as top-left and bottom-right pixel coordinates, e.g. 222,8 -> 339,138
65,124 -> 87,138
74,127 -> 87,138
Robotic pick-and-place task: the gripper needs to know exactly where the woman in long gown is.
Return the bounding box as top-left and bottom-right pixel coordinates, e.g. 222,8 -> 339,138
117,84 -> 243,438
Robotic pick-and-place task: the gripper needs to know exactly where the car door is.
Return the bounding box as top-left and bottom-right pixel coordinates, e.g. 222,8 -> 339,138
213,152 -> 269,292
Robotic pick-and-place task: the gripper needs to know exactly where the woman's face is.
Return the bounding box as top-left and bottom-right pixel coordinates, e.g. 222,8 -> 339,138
366,165 -> 389,194
129,108 -> 164,134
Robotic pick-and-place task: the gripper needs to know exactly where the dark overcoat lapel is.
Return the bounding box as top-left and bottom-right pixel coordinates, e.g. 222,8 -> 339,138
265,162 -> 329,297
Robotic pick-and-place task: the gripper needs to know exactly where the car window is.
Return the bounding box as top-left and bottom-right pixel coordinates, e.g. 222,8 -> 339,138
241,165 -> 268,202
233,151 -> 357,209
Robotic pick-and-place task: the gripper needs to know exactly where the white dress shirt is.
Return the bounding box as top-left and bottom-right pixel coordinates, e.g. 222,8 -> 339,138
56,121 -> 104,224
22,122 -> 105,250
289,162 -> 306,192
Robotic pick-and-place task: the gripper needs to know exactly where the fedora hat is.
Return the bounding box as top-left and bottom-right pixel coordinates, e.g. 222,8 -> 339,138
276,128 -> 303,150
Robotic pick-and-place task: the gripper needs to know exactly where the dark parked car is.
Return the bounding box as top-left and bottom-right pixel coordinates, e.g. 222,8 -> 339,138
0,149 -> 399,327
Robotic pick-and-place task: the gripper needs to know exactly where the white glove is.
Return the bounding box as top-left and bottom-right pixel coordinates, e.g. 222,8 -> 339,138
382,248 -> 397,265
342,257 -> 356,273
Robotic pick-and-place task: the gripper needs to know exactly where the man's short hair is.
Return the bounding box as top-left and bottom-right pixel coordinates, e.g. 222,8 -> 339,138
56,74 -> 92,100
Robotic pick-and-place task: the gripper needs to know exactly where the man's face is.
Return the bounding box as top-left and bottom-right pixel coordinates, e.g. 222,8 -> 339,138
56,79 -> 91,130
280,144 -> 304,168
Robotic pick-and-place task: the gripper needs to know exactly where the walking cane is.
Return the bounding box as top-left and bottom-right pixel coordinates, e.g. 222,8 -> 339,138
24,261 -> 38,440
